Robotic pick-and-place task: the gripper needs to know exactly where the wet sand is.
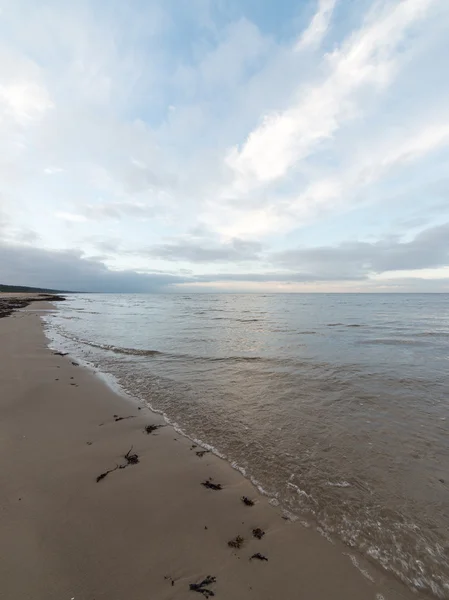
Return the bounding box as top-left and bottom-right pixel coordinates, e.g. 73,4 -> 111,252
0,301 -> 421,600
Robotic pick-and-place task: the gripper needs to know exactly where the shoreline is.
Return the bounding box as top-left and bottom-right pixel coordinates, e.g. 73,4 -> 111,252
0,300 -> 423,599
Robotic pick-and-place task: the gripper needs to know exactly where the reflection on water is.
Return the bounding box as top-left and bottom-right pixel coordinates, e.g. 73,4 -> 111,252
45,293 -> 449,598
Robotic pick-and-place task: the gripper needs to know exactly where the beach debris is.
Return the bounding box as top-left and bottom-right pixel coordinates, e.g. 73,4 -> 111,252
241,496 -> 255,506
202,479 -> 222,491
189,575 -> 216,598
439,478 -> 445,484
114,415 -> 135,422
196,450 -> 210,458
123,446 -> 139,465
86,442 -> 92,446
96,447 -> 139,482
71,361 -> 79,366
144,424 -> 162,434
53,351 -> 68,356
164,575 -> 175,587
70,377 -> 74,379
228,535 -> 244,549
250,553 -> 268,561
191,444 -> 197,449
96,465 -> 119,483
252,528 -> 265,540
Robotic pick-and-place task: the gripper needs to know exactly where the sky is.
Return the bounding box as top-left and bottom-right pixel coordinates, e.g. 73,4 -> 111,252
1,0 -> 449,293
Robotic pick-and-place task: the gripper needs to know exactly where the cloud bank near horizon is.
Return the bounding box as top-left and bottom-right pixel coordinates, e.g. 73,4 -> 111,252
1,0 -> 449,292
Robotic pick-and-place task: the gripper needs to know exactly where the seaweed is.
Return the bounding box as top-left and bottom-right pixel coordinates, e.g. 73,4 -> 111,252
189,576 -> 216,598
250,553 -> 268,561
123,446 -> 139,465
144,424 -> 162,434
202,480 -> 222,491
196,450 -> 210,458
228,535 -> 244,549
96,446 -> 139,482
241,496 -> 255,506
96,465 -> 118,483
252,528 -> 265,540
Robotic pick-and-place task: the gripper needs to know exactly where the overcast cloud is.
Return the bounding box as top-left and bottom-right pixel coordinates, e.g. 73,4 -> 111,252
1,0 -> 449,292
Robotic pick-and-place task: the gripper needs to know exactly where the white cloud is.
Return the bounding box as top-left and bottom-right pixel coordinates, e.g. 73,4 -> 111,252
56,212 -> 88,223
1,0 -> 449,291
295,0 -> 337,51
44,166 -> 63,175
225,0 -> 438,194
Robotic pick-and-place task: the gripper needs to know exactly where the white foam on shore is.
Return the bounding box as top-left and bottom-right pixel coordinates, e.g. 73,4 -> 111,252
345,553 -> 375,582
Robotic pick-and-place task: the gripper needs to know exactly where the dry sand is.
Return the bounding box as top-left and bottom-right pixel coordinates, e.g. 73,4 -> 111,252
0,301 -> 421,600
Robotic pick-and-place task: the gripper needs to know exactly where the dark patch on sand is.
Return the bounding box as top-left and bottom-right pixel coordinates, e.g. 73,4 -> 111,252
144,424 -> 163,434
241,496 -> 255,506
196,450 -> 210,458
250,553 -> 268,561
202,479 -> 222,491
96,446 -> 140,482
113,415 -> 135,422
228,535 -> 244,549
189,575 -> 216,598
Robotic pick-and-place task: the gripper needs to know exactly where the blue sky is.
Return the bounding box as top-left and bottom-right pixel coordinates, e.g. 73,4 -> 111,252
1,0 -> 449,292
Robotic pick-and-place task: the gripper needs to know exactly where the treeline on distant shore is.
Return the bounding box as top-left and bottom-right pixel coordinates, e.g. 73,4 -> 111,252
0,284 -> 69,294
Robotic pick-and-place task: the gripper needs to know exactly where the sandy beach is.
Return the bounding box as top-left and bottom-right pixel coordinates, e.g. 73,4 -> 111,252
0,299 -> 421,600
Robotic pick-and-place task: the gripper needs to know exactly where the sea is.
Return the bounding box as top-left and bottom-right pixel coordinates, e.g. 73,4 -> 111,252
43,293 -> 449,598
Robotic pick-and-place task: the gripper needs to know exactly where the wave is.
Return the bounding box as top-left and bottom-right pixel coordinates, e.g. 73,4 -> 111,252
235,318 -> 260,323
327,323 -> 362,328
49,329 -> 271,364
357,338 -> 430,346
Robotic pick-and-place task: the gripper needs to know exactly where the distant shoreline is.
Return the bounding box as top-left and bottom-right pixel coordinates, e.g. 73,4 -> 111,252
0,293 -> 66,319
